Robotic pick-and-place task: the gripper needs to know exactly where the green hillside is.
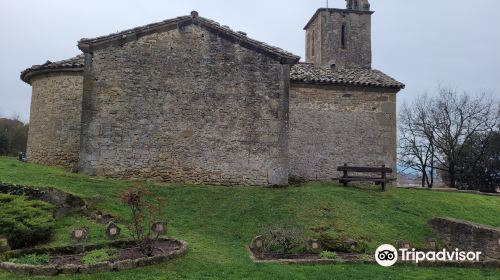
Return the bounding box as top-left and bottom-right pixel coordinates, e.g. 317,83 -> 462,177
0,157 -> 498,279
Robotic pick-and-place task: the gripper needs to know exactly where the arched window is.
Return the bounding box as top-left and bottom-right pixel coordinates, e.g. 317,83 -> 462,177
341,24 -> 347,49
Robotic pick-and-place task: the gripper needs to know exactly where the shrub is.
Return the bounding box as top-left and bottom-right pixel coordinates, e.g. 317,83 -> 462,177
9,254 -> 50,265
81,249 -> 117,265
0,194 -> 54,249
119,185 -> 167,256
260,225 -> 306,254
319,250 -> 337,260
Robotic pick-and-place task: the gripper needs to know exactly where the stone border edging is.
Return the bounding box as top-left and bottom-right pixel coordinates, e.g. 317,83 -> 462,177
0,238 -> 188,275
246,246 -> 372,265
397,186 -> 500,197
247,247 -> 499,267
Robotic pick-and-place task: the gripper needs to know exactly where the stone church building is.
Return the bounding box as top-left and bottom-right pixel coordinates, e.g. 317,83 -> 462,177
21,1 -> 404,186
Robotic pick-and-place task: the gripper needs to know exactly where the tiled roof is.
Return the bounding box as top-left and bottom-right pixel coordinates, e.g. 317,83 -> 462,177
290,63 -> 405,89
21,55 -> 84,83
78,11 -> 300,64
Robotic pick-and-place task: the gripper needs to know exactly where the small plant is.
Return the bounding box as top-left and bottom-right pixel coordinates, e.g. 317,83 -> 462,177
119,185 -> 167,256
359,254 -> 373,262
320,250 -> 337,260
81,249 -> 117,265
260,225 -> 306,254
318,232 -> 368,253
9,254 -> 50,265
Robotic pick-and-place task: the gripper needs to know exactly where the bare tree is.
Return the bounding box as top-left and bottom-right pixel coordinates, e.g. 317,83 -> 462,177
399,95 -> 435,188
428,87 -> 499,188
399,86 -> 499,189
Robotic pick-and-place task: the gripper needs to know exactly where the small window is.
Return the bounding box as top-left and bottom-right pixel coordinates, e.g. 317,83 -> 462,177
341,24 -> 346,49
354,1 -> 359,10
311,31 -> 315,56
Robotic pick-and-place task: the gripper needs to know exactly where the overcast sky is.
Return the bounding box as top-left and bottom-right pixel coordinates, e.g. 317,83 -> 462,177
1,0 -> 499,122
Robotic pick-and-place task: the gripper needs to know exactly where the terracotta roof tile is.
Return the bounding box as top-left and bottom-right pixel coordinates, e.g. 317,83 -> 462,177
21,55 -> 84,83
290,63 -> 405,89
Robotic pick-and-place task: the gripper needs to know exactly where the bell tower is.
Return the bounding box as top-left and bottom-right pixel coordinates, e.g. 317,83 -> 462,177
304,0 -> 373,68
346,0 -> 370,11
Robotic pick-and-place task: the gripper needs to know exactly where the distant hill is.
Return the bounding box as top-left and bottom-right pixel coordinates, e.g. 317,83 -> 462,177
397,172 -> 445,188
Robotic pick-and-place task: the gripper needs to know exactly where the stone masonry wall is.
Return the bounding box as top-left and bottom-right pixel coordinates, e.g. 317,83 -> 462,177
305,15 -> 322,65
306,10 -> 372,68
27,73 -> 83,169
79,24 -> 289,186
289,83 -> 397,181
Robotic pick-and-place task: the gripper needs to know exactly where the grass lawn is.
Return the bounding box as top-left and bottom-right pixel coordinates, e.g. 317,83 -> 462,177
0,156 -> 499,279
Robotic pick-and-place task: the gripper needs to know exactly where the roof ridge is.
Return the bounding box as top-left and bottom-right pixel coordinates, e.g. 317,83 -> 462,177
78,12 -> 300,63
195,16 -> 298,60
79,15 -> 192,44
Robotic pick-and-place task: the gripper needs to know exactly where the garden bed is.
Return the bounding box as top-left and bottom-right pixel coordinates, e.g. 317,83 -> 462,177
247,247 -> 500,267
0,238 -> 188,275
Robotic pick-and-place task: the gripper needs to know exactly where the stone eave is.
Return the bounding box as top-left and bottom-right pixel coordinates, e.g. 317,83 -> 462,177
303,8 -> 374,30
290,80 -> 404,92
78,12 -> 300,65
21,66 -> 83,85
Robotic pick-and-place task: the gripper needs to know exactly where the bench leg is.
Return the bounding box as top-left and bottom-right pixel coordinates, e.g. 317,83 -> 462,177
342,165 -> 349,187
381,165 -> 387,191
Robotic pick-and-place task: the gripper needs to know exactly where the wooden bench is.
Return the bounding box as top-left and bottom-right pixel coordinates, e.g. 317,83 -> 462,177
337,164 -> 393,190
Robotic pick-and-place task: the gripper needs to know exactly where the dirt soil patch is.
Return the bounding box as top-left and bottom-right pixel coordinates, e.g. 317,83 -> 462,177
50,240 -> 180,266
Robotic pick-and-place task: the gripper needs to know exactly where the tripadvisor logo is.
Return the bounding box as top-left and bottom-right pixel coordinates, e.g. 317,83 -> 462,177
375,244 -> 483,267
375,244 -> 398,267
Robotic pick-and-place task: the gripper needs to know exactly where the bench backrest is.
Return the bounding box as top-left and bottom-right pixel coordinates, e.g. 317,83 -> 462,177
337,166 -> 393,173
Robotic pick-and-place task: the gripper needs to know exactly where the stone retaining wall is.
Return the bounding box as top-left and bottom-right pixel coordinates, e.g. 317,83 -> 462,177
428,218 -> 500,260
397,186 -> 500,197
